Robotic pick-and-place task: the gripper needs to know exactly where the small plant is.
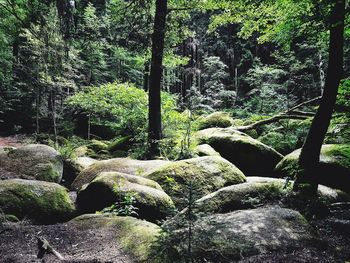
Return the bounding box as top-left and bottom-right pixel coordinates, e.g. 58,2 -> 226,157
100,193 -> 139,217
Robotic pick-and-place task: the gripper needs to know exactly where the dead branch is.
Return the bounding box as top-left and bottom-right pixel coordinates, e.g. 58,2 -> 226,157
235,114 -> 310,131
36,236 -> 64,261
234,97 -> 321,131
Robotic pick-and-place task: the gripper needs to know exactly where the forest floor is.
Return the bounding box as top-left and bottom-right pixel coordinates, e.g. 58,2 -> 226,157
0,208 -> 349,263
0,135 -> 28,147
0,220 -> 134,263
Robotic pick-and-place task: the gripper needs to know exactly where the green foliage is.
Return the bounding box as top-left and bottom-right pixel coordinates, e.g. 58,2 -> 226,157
337,79 -> 350,110
67,82 -> 189,159
100,192 -> 139,217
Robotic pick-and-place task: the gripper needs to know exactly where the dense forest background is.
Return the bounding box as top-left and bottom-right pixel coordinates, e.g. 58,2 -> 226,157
0,0 -> 349,159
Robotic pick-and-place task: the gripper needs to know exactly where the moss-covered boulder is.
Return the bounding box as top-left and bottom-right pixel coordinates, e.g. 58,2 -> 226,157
196,111 -> 233,130
72,158 -> 170,190
70,214 -> 160,262
77,172 -> 175,222
62,157 -> 97,188
0,179 -> 75,224
194,144 -> 220,157
196,127 -> 283,176
0,144 -> 63,183
275,144 -> 350,193
108,136 -> 132,152
163,206 -> 318,262
145,156 -> 246,208
88,139 -> 109,153
182,178 -> 350,216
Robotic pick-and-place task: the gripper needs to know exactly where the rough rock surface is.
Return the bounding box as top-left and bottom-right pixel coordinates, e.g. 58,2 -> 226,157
77,172 -> 175,222
196,127 -> 283,176
0,144 -> 63,183
195,144 -> 220,157
145,156 -> 246,208
275,144 -> 350,192
166,206 -> 318,262
0,179 -> 75,224
72,158 -> 170,190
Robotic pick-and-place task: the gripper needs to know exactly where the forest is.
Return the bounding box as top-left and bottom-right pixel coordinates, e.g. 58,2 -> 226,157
0,0 -> 349,262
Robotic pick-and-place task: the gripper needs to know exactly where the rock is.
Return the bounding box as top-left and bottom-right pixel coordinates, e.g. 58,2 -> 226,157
196,111 -> 233,130
88,139 -> 109,152
165,207 -> 318,262
0,179 -> 75,224
275,144 -> 350,193
194,144 -> 220,157
145,156 -> 246,208
72,158 -> 170,190
62,157 -> 97,188
0,144 -> 63,183
70,214 -> 160,262
77,172 -> 175,222
108,136 -> 132,152
196,127 -> 283,176
187,177 -> 350,216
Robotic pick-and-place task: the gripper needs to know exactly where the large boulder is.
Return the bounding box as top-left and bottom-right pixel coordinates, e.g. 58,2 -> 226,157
77,172 -> 175,222
275,144 -> 350,193
196,127 -> 283,176
0,179 -> 75,224
0,144 -> 63,183
196,111 -> 233,130
70,214 -> 161,262
164,206 -> 318,262
145,156 -> 246,208
72,158 -> 170,190
185,177 -> 350,216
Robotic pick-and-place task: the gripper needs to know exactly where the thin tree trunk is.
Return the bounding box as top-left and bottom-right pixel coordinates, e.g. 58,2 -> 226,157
143,61 -> 150,92
148,0 -> 168,156
293,0 -> 345,195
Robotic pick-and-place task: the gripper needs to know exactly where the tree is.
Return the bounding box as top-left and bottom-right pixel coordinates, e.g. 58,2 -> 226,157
294,0 -> 346,194
148,0 -> 168,156
205,0 -> 348,195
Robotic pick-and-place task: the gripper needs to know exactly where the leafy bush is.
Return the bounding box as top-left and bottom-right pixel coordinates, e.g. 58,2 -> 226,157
67,82 -> 189,159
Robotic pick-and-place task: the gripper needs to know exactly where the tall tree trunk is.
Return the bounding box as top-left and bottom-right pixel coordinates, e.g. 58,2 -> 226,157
293,0 -> 345,195
148,0 -> 168,156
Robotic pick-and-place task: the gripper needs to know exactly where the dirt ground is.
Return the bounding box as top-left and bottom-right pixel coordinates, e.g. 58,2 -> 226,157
0,210 -> 349,263
0,221 -> 134,263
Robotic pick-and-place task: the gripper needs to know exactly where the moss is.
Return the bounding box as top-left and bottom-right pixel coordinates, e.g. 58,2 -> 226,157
196,128 -> 283,176
70,214 -> 161,262
88,139 -> 109,152
77,172 -> 175,222
275,145 -> 350,193
196,112 -> 233,130
72,158 -> 170,190
0,179 -> 75,224
0,144 -> 63,183
146,156 -> 246,209
108,136 -> 132,152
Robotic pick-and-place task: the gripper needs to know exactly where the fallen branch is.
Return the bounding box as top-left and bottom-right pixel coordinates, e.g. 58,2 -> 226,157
234,97 -> 321,131
37,236 -> 64,260
284,96 -> 321,114
235,114 -> 310,131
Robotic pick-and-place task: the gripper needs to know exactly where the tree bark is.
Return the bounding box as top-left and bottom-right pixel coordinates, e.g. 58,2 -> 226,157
293,0 -> 345,195
148,0 -> 168,156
